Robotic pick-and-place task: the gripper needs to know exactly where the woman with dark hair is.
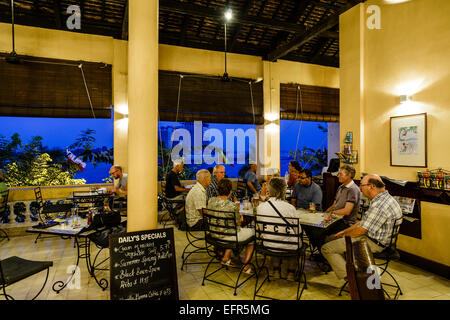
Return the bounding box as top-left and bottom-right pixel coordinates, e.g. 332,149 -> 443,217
287,161 -> 302,190
207,178 -> 255,273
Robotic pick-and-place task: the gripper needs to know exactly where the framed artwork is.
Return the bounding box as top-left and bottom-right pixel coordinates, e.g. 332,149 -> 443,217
390,113 -> 427,167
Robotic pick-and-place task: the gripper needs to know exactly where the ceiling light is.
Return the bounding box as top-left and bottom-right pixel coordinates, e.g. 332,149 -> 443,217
224,9 -> 232,21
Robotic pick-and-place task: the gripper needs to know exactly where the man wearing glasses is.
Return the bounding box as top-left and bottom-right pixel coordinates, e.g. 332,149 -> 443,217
108,165 -> 127,196
305,165 -> 360,267
290,168 -> 323,210
321,174 -> 402,281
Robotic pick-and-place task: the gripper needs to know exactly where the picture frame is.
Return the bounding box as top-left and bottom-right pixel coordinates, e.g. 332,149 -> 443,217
390,113 -> 427,167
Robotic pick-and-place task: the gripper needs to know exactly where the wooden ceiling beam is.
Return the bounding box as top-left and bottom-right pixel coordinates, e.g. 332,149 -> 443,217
121,0 -> 128,40
267,0 -> 364,61
159,0 -> 307,34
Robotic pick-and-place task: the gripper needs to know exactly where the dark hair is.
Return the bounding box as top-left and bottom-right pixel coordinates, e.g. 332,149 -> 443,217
368,178 -> 385,188
299,168 -> 312,179
290,161 -> 302,172
0,169 -> 6,182
217,178 -> 233,196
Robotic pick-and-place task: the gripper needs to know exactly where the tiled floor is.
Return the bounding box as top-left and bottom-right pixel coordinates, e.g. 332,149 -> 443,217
0,223 -> 449,300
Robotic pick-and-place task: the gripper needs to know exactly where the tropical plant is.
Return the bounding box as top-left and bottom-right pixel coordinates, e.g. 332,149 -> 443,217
5,153 -> 86,187
289,146 -> 328,175
68,129 -> 114,167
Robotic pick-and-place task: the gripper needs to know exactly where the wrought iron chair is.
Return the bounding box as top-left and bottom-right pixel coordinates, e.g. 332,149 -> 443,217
0,256 -> 53,300
339,217 -> 403,299
0,188 -> 10,242
33,187 -> 73,243
201,208 -> 256,296
235,178 -> 248,200
180,208 -> 216,271
253,214 -> 307,300
371,217 -> 403,299
158,194 -> 183,228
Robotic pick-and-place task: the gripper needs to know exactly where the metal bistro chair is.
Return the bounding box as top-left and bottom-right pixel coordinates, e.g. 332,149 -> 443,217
372,217 -> 403,299
0,188 -> 10,242
201,208 -> 256,296
339,217 -> 403,299
158,194 -> 183,228
235,178 -> 248,201
0,256 -> 53,300
253,214 -> 307,300
33,187 -> 73,243
180,208 -> 216,271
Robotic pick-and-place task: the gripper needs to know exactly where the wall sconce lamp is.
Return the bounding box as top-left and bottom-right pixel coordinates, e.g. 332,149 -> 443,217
399,95 -> 412,104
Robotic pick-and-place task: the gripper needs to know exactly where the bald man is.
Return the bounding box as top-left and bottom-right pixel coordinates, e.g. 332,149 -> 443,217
321,174 -> 403,281
185,169 -> 211,230
108,165 -> 127,196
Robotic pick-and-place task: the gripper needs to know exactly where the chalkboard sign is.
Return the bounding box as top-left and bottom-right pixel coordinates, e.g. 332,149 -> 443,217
109,228 -> 179,300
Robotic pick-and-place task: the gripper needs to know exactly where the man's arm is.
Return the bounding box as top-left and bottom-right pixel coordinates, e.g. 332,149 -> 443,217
334,222 -> 367,239
174,185 -> 189,193
247,181 -> 257,194
331,202 -> 355,216
325,201 -> 336,213
291,198 -> 297,207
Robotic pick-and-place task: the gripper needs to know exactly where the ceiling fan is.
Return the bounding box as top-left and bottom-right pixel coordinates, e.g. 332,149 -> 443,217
4,0 -> 21,64
221,9 -> 233,82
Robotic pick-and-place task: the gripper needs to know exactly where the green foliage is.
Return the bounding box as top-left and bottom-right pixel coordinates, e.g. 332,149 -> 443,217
69,129 -> 114,167
6,153 -> 86,187
0,129 -> 113,187
289,146 -> 328,174
157,139 -> 199,181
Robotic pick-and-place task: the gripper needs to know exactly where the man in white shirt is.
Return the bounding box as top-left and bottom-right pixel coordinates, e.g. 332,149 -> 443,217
185,169 -> 211,230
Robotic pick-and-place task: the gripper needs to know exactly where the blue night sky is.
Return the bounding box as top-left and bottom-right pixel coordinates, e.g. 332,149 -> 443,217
0,116 -> 114,183
0,117 -> 327,182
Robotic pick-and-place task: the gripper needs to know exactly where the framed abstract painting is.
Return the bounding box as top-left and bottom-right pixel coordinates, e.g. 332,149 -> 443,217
390,113 -> 427,167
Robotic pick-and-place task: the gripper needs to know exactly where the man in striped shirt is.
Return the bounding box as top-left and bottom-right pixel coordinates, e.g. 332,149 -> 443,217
207,164 -> 237,202
321,174 -> 403,280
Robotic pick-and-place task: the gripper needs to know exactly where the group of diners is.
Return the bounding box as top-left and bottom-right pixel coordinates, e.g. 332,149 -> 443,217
164,159 -> 403,284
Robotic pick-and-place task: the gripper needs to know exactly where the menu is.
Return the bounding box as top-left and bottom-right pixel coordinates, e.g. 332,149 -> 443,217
109,228 -> 179,300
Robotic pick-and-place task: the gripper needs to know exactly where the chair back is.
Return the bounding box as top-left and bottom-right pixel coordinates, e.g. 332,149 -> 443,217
254,214 -> 302,255
345,236 -> 385,300
34,187 -> 43,207
203,208 -> 239,249
0,188 -> 9,215
235,178 -> 247,200
389,217 -> 403,249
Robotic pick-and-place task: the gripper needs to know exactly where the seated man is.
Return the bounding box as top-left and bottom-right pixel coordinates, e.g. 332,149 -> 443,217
244,164 -> 261,198
165,159 -> 190,200
108,165 -> 127,196
206,164 -> 237,202
290,168 -> 323,211
260,168 -> 280,201
185,169 -> 211,230
107,165 -> 127,211
321,174 -> 402,281
305,165 -> 361,254
207,178 -> 254,273
257,177 -> 302,281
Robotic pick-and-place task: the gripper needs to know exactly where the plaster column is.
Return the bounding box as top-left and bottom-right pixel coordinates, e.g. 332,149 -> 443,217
113,39 -> 129,171
127,0 -> 159,232
258,61 -> 280,176
339,3 -> 365,177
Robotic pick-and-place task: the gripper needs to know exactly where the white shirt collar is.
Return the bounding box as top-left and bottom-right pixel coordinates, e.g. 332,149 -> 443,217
344,180 -> 355,188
